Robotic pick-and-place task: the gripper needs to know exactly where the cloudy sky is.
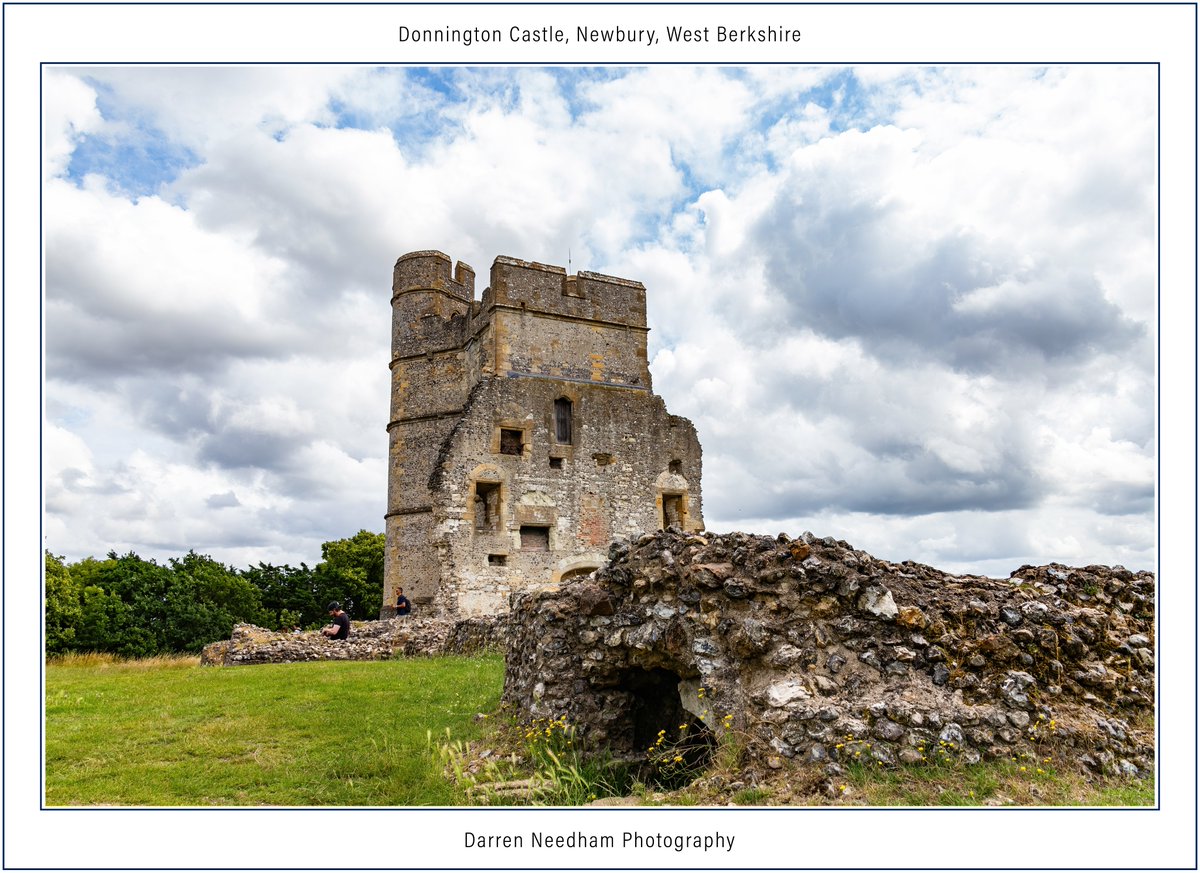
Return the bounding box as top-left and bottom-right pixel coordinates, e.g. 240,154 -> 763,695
42,64 -> 1157,576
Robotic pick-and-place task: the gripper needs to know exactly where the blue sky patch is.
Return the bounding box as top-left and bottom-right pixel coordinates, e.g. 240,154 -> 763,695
65,78 -> 198,196
66,134 -> 198,197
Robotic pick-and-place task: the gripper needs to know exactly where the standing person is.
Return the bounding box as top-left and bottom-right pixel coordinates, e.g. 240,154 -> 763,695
322,602 -> 351,639
395,587 -> 412,616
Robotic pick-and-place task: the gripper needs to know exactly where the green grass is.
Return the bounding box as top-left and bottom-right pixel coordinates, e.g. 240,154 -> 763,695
45,653 -> 503,806
46,653 -> 1154,808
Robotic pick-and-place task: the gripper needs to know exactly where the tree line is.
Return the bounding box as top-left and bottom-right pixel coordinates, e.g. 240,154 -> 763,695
44,530 -> 385,657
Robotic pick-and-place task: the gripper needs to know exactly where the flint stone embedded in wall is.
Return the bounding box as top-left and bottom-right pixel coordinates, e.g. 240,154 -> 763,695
502,529 -> 1155,778
199,615 -> 508,666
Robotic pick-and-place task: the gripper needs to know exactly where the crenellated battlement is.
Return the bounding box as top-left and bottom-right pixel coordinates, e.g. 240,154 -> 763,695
391,250 -> 652,386
392,251 -> 648,329
488,255 -> 647,329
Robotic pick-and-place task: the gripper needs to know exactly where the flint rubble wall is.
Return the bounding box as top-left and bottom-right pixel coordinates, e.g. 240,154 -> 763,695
200,615 -> 507,666
503,528 -> 1155,779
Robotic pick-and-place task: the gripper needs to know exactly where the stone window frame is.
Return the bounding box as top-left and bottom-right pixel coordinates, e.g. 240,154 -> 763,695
655,469 -> 691,532
553,396 -> 574,445
491,423 -> 530,458
659,491 -> 688,531
468,465 -> 507,536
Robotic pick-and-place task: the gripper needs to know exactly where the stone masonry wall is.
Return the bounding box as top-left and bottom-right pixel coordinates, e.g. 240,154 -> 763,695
428,376 -> 703,616
200,615 -> 507,666
503,528 -> 1155,779
384,250 -> 703,619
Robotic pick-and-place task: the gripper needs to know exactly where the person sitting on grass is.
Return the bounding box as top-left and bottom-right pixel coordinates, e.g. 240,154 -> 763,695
321,602 -> 350,640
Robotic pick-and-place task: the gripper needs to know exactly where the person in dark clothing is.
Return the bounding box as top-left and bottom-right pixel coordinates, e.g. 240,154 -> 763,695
395,587 -> 412,616
322,601 -> 350,640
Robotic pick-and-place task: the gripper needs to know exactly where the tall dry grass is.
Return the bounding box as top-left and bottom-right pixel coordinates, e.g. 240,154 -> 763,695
46,651 -> 200,669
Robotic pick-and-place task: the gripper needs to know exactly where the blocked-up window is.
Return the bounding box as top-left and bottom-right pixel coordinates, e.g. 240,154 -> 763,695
474,481 -> 501,531
554,398 -> 573,444
500,428 -> 524,455
520,525 -> 551,551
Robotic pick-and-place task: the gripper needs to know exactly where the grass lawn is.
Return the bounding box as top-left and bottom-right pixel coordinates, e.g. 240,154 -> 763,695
45,653 -> 503,806
46,653 -> 1153,808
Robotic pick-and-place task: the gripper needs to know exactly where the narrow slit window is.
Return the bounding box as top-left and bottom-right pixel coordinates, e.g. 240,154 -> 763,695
554,398 -> 573,444
499,428 -> 524,456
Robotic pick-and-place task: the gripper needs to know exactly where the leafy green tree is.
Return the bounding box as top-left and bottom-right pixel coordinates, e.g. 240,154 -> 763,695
315,530 -> 385,620
170,551 -> 268,627
44,552 -> 81,654
74,584 -> 155,657
67,555 -> 117,590
50,551 -> 271,655
44,531 -> 389,655
242,562 -> 320,629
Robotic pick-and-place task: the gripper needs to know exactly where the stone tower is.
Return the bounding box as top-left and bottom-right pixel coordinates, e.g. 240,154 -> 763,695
384,250 -> 703,617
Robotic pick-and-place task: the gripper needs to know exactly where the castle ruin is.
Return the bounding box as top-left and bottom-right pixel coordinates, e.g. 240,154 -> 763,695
383,251 -> 703,617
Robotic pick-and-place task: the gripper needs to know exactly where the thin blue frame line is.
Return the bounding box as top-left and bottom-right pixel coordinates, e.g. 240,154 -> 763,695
1,1 -> 1198,6
1191,3 -> 1199,869
34,60 -> 1166,65
37,61 -> 46,820
30,45 -> 1170,781
18,39 -> 1180,873
2,0 -> 7,868
3,867 -> 1198,872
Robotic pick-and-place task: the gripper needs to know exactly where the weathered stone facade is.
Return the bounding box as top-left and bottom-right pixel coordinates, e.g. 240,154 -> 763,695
385,251 -> 703,618
503,528 -> 1155,780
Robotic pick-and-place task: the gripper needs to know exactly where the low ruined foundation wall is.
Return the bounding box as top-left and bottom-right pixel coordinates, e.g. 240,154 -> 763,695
200,615 -> 509,666
503,528 -> 1155,779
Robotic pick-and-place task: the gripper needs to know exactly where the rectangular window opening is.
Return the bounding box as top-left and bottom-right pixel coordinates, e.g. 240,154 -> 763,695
488,554 -> 507,566
500,428 -> 524,456
554,398 -> 573,444
520,525 -> 551,551
549,457 -> 564,470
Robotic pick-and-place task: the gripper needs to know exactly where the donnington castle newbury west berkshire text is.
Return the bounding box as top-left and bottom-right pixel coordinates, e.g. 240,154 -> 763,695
383,251 -> 704,618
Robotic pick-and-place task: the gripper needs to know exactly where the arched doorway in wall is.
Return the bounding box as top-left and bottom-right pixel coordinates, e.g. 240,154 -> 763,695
551,552 -> 607,584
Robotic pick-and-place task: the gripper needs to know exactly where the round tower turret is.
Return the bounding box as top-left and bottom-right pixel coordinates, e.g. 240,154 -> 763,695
385,251 -> 476,616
